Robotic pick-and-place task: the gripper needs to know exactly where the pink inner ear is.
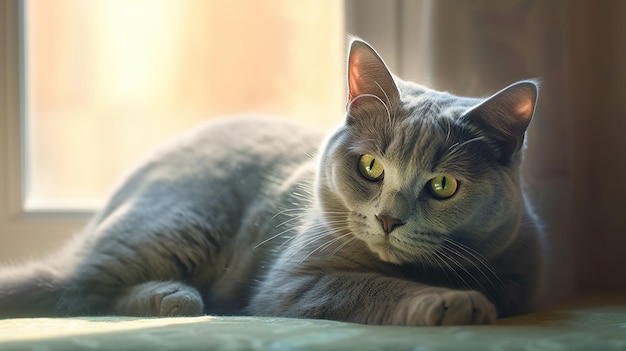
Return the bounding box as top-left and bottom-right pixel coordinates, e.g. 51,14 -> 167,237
516,96 -> 535,120
510,89 -> 536,136
348,55 -> 364,102
345,40 -> 400,111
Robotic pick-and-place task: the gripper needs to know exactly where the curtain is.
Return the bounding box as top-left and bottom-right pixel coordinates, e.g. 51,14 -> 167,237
395,0 -> 626,301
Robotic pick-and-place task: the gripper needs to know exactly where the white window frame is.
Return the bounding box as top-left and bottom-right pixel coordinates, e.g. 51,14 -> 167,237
0,0 -> 406,260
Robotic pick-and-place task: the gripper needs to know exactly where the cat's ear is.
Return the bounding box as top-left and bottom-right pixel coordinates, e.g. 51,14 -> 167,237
462,80 -> 538,154
347,39 -> 400,110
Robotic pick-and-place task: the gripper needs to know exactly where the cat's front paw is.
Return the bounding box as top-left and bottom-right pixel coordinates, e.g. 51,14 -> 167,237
159,286 -> 204,317
398,290 -> 496,326
113,281 -> 204,317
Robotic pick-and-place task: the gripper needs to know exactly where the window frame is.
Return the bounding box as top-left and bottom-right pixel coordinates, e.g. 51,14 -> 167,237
1,0 -> 96,261
0,0 -> 405,260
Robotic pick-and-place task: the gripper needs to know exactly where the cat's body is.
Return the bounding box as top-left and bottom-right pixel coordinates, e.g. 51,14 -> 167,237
0,40 -> 545,325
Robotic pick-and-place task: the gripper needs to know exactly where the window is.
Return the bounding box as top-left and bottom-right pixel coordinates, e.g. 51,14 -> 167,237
1,0 -> 359,262
24,0 -> 345,210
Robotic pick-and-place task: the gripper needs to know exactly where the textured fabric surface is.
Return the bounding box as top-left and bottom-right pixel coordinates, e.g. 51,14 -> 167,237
0,295 -> 624,351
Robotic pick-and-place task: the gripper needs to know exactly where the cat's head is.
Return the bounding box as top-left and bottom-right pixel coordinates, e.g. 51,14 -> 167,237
317,39 -> 538,265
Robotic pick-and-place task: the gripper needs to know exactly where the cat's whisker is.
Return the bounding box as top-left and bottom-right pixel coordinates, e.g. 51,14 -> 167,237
284,226 -> 341,251
424,251 -> 455,286
273,219 -> 348,250
442,240 -> 504,292
318,211 -> 351,215
258,172 -> 294,187
254,208 -> 348,253
347,93 -> 391,126
328,236 -> 356,257
255,226 -> 300,249
274,219 -> 348,251
275,215 -> 307,229
301,218 -> 349,229
290,191 -> 310,200
306,231 -> 350,255
444,117 -> 452,145
373,81 -> 393,125
278,224 -> 351,265
443,239 -> 500,277
259,214 -> 348,250
271,208 -> 306,220
446,136 -> 485,152
438,247 -> 489,292
276,230 -> 314,250
298,230 -> 353,264
444,136 -> 486,159
303,226 -> 350,246
303,151 -> 318,160
431,251 -> 472,289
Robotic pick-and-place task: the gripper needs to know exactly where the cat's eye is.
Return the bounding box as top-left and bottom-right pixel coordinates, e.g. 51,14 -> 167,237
429,175 -> 458,199
358,154 -> 384,181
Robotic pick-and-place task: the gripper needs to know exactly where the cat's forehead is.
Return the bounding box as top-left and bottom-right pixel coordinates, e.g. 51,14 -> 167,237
385,92 -> 491,179
388,94 -> 464,152
401,89 -> 478,119
386,113 -> 449,177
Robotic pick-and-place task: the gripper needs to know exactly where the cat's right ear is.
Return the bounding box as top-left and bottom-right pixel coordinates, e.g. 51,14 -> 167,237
346,39 -> 400,112
462,80 -> 539,156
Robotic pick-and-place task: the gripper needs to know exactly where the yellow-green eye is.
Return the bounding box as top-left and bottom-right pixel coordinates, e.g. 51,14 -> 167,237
358,154 -> 384,181
429,175 -> 458,199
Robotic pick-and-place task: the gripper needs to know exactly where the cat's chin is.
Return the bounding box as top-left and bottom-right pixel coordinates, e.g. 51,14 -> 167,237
373,250 -> 406,265
364,236 -> 441,266
366,240 -> 416,265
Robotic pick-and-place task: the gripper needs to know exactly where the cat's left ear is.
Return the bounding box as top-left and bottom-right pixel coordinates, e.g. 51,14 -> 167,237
347,39 -> 400,111
462,80 -> 538,154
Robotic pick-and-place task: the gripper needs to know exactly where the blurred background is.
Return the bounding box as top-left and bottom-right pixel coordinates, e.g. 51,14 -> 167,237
1,0 -> 625,306
24,0 -> 345,208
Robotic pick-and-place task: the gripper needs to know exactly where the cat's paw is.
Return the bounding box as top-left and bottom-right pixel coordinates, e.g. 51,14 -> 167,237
114,281 -> 204,317
158,286 -> 204,317
399,290 -> 496,326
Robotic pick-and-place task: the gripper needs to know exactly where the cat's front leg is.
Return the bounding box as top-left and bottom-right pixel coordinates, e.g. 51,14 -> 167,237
251,272 -> 496,326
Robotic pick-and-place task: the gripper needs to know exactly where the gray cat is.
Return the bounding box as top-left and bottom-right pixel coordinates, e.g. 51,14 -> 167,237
0,39 -> 544,326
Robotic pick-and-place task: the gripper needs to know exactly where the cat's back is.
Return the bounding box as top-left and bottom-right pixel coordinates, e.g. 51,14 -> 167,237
185,116 -> 325,162
97,116 -> 326,217
145,116 -> 325,176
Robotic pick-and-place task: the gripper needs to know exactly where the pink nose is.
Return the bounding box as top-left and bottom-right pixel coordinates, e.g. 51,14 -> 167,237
376,214 -> 404,234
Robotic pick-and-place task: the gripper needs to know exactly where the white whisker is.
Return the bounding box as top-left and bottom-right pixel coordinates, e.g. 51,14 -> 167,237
348,93 -> 391,125
444,136 -> 486,159
438,248 -> 485,291
254,226 -> 299,249
374,81 -> 393,125
442,240 -> 504,292
432,251 -> 471,289
298,230 -> 353,264
278,223 -> 351,266
271,208 -> 305,220
329,236 -> 356,257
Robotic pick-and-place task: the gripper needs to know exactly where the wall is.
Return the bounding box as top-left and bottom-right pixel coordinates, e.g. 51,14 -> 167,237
568,0 -> 626,291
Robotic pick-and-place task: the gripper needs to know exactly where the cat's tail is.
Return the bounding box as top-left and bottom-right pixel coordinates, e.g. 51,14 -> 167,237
0,259 -> 72,318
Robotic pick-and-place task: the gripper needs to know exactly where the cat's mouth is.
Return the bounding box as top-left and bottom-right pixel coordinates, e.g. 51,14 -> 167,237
363,229 -> 443,265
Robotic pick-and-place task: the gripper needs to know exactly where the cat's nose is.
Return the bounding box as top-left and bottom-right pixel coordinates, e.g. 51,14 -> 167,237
376,214 -> 404,234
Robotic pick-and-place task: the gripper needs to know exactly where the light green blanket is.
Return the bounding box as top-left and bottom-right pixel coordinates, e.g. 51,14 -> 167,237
0,295 -> 624,351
